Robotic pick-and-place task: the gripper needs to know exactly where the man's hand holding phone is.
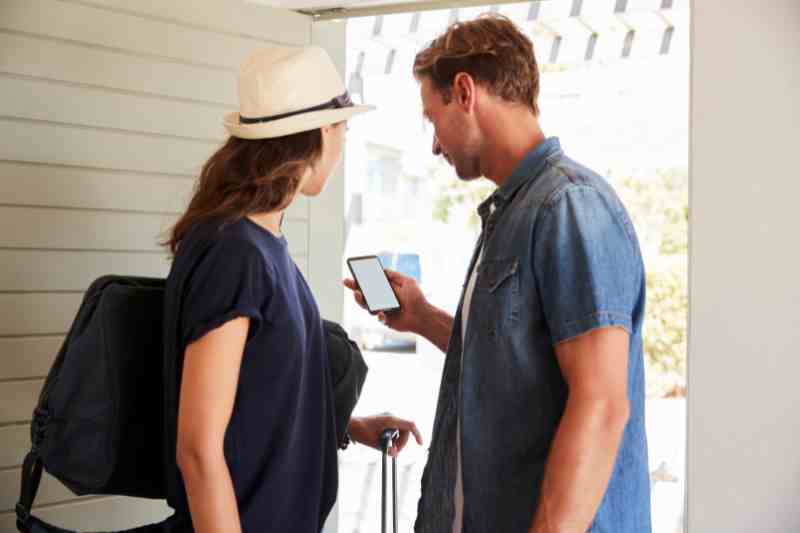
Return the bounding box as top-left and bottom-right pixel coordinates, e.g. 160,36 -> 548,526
343,266 -> 428,334
345,255 -> 454,353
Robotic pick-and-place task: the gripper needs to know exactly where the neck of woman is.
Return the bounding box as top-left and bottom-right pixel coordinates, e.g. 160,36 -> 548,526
246,210 -> 284,238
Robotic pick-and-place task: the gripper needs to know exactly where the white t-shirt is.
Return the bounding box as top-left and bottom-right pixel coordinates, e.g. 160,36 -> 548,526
453,244 -> 484,533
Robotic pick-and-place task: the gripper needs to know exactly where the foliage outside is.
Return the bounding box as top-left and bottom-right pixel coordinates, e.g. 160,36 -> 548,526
616,170 -> 688,398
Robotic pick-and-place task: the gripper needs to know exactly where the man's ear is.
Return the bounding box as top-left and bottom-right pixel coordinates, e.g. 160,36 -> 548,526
453,72 -> 476,111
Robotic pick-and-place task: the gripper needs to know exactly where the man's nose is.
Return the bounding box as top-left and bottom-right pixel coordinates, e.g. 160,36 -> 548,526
432,135 -> 442,156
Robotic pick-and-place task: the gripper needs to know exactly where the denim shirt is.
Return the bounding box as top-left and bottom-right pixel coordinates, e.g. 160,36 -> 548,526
415,138 -> 652,533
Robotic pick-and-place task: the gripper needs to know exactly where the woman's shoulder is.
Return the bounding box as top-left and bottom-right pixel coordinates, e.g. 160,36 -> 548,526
184,218 -> 273,253
174,218 -> 275,276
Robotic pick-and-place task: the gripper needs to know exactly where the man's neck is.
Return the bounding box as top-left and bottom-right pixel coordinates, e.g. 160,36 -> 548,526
480,106 -> 545,187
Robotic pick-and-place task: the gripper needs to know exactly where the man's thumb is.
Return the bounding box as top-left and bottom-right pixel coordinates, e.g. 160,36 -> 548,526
384,268 -> 403,281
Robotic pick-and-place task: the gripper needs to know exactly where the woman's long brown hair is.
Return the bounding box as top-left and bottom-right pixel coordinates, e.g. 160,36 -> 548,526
166,129 -> 323,254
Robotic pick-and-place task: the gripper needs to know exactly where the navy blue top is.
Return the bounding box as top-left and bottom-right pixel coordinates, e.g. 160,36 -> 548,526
165,217 -> 338,533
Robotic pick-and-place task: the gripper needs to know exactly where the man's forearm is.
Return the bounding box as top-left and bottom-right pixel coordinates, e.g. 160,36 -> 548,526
414,302 -> 453,353
530,394 -> 630,533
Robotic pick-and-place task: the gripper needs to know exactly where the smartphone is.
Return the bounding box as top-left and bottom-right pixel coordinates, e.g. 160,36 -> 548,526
346,255 -> 401,314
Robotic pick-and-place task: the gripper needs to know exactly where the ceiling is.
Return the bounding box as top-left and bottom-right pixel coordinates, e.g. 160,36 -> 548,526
259,0 -> 429,8
252,0 -> 529,18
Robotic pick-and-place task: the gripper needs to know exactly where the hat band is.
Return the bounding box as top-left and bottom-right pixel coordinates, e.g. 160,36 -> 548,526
239,92 -> 354,125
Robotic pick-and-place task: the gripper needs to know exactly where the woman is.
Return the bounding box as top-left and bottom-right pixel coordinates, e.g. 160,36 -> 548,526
164,46 -> 422,533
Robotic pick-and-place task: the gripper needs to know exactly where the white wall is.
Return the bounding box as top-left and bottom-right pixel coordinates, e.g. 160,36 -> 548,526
0,1 -> 312,530
310,19 -> 349,325
310,19 -> 349,533
688,1 -> 800,532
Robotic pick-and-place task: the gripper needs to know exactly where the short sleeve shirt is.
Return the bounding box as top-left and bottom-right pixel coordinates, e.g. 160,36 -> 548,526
166,217 -> 338,533
415,138 -> 651,533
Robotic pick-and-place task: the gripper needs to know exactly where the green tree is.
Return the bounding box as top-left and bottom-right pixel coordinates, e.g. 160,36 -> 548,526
616,170 -> 688,397
430,167 -> 495,228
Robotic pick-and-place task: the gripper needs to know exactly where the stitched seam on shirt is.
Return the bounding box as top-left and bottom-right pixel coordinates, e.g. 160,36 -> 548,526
542,181 -> 597,210
563,310 -> 631,328
538,183 -> 641,266
532,183 -> 597,259
556,312 -> 633,344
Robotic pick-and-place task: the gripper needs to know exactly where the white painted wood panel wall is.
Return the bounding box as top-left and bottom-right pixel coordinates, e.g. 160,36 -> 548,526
688,1 -> 800,531
0,1 -> 314,530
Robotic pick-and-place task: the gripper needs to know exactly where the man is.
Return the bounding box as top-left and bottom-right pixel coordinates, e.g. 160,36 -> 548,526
345,15 -> 651,533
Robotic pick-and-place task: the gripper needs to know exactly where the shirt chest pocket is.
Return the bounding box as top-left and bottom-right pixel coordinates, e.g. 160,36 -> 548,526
474,257 -> 521,333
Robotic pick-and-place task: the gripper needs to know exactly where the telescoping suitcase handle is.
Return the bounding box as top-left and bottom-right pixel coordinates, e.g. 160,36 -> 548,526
379,428 -> 400,533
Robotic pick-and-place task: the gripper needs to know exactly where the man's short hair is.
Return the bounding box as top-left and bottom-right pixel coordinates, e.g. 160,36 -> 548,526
413,14 -> 540,116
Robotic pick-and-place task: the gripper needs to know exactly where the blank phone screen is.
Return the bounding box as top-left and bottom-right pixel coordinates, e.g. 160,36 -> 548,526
349,257 -> 400,312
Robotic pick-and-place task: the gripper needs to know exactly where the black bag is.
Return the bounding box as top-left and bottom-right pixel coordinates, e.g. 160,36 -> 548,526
324,320 -> 369,449
16,275 -> 367,533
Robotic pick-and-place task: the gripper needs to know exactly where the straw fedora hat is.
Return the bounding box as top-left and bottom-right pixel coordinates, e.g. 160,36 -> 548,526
224,46 -> 374,139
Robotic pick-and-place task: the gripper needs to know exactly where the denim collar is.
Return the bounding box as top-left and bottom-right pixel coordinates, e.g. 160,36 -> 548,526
478,137 -> 562,220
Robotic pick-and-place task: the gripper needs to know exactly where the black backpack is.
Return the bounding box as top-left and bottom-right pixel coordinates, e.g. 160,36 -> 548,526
15,275 -> 367,533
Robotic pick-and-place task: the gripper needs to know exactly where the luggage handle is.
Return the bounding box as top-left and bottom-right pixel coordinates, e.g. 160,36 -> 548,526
379,428 -> 399,533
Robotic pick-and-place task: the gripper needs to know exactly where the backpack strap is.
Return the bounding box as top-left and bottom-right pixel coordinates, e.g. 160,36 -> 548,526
16,407 -> 49,532
16,450 -> 43,533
